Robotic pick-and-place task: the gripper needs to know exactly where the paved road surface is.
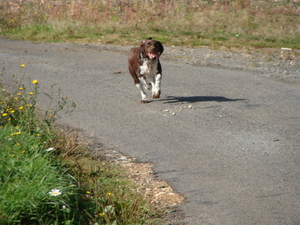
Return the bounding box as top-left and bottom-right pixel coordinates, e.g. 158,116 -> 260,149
1,38 -> 300,225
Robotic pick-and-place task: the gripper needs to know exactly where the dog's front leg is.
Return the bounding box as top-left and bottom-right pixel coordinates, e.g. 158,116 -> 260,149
136,82 -> 148,103
152,73 -> 162,98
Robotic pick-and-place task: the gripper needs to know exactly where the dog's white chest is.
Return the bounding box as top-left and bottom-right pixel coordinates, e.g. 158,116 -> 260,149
140,60 -> 158,78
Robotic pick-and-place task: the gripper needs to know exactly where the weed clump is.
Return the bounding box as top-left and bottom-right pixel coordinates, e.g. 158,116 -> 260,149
0,68 -> 160,225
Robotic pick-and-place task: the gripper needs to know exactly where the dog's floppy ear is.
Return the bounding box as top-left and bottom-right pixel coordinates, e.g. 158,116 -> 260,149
157,41 -> 164,55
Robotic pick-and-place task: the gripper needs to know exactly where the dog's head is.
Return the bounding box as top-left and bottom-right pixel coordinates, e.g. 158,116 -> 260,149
140,37 -> 164,60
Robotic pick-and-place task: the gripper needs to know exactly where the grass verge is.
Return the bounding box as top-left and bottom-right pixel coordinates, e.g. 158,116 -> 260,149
0,68 -> 164,225
0,0 -> 299,49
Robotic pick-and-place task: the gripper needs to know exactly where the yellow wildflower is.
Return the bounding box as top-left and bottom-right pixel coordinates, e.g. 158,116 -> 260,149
11,131 -> 21,136
20,64 -> 25,67
2,113 -> 8,116
32,80 -> 38,84
19,106 -> 24,110
19,87 -> 24,90
29,92 -> 34,95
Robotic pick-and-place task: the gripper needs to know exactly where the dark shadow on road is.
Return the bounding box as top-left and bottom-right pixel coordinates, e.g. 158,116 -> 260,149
161,96 -> 245,104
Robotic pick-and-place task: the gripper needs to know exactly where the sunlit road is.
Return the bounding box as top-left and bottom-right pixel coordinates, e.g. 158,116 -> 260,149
1,38 -> 300,224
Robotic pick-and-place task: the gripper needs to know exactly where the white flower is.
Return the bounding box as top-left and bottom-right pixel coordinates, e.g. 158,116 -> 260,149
45,147 -> 55,152
49,189 -> 62,196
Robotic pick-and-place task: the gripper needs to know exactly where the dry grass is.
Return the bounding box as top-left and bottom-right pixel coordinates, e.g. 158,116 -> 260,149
0,0 -> 299,47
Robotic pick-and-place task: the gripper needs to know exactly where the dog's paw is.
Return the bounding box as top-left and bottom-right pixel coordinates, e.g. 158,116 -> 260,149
152,91 -> 161,99
140,100 -> 149,103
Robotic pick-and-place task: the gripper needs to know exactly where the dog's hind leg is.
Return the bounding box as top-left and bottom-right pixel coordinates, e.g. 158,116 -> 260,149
139,76 -> 152,90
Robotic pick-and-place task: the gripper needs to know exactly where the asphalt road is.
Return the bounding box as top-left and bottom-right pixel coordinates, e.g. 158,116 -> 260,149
1,38 -> 300,225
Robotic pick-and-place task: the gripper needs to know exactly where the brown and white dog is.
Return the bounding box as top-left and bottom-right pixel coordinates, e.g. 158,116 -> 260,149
128,38 -> 164,103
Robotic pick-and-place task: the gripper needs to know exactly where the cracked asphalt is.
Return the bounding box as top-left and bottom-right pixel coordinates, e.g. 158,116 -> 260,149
1,38 -> 300,225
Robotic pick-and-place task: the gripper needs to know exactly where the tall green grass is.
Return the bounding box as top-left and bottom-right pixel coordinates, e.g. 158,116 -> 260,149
0,71 -> 86,224
0,125 -> 82,224
0,0 -> 299,48
0,68 -> 162,225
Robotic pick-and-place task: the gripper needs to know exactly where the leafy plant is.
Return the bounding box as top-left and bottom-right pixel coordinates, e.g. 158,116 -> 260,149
0,67 -> 163,224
